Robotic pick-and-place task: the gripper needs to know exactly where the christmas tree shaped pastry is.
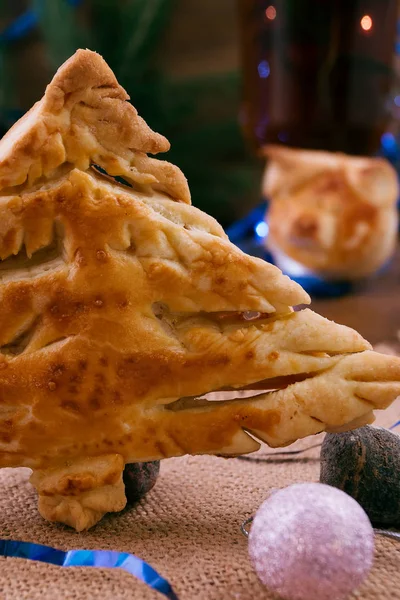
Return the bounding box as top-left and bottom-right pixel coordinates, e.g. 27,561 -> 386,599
0,50 -> 399,531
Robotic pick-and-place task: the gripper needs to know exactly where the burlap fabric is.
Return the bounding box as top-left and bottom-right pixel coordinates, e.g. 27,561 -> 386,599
1,397 -> 399,600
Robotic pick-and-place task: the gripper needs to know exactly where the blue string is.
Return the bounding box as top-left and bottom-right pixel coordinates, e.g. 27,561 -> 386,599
0,0 -> 83,43
0,539 -> 179,599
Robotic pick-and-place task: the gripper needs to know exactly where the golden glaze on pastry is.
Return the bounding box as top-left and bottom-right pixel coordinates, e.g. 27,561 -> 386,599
1,51 -> 400,530
263,145 -> 399,278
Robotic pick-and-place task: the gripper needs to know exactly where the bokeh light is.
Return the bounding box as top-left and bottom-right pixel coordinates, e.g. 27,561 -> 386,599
258,60 -> 270,79
255,221 -> 269,238
265,6 -> 277,20
381,132 -> 397,153
360,15 -> 372,31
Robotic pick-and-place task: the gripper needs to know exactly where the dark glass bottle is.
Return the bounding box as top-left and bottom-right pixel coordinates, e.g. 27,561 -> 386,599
238,0 -> 398,156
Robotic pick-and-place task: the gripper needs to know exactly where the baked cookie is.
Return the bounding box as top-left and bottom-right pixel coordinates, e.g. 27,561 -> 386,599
263,145 -> 399,278
1,51 -> 400,530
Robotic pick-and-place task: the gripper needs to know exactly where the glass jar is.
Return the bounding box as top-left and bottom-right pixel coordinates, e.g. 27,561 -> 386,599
238,0 -> 398,156
234,0 -> 399,295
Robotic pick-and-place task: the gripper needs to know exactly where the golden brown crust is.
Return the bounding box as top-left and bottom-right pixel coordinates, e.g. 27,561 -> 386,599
0,167 -> 397,466
1,52 -> 400,531
30,454 -> 126,531
263,145 -> 399,278
0,49 -> 190,202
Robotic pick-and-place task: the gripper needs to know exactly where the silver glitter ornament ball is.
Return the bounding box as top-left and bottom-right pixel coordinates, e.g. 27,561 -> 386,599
248,483 -> 374,600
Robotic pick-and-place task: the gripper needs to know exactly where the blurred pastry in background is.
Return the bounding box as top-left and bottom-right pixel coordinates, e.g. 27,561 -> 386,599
262,146 -> 399,280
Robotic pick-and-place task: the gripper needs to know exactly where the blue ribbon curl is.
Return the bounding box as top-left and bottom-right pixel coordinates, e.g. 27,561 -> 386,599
0,539 -> 179,600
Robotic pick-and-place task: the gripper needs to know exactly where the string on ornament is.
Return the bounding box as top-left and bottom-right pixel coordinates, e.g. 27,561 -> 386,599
236,420 -> 399,463
241,514 -> 400,541
237,442 -> 322,461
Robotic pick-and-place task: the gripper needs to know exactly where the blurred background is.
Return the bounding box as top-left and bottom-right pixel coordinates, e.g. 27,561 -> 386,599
1,0 -> 400,343
0,0 -> 261,227
1,1 -> 400,224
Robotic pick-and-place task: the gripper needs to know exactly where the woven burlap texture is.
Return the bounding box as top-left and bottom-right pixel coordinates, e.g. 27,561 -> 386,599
1,399 -> 399,600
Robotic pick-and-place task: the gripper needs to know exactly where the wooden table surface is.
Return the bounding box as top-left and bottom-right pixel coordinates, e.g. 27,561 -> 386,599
311,244 -> 400,347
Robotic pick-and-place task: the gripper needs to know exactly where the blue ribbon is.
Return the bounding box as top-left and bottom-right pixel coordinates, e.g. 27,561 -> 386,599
0,539 -> 179,600
0,10 -> 38,43
225,201 -> 267,244
0,0 -> 83,43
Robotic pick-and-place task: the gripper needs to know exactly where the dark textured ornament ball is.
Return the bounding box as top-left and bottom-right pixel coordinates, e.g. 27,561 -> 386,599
320,426 -> 400,526
123,461 -> 160,504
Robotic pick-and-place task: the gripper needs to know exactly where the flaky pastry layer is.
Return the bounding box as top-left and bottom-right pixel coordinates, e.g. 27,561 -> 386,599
0,51 -> 399,530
